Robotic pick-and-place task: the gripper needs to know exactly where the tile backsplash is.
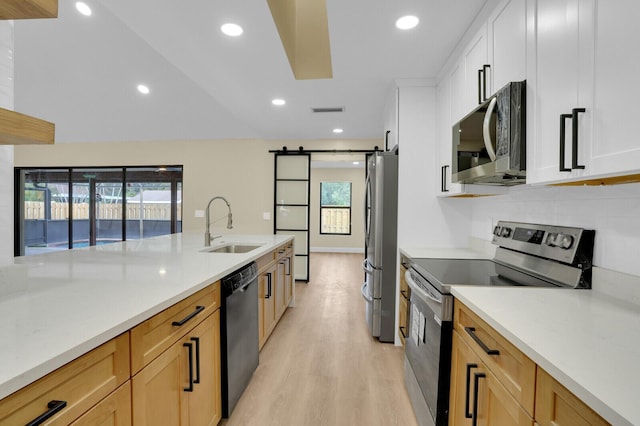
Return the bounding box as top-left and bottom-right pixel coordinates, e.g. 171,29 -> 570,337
470,183 -> 640,277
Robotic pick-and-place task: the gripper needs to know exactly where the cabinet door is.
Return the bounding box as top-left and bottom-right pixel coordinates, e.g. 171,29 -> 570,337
450,331 -> 533,426
258,264 -> 276,348
186,312 -> 221,426
535,368 -> 609,426
487,0 -> 526,92
276,259 -> 286,318
436,77 -> 462,196
588,0 -> 640,178
526,0 -> 595,184
70,382 -> 131,426
463,24 -> 489,113
383,87 -> 399,150
132,339 -> 189,425
284,255 -> 293,306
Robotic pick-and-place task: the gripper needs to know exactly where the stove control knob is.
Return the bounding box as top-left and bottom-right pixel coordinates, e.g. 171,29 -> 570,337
500,227 -> 512,238
546,233 -> 557,246
560,234 -> 574,249
493,226 -> 501,236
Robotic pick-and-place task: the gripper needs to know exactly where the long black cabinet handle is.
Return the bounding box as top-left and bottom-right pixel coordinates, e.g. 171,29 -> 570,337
572,108 -> 586,170
559,113 -> 572,172
482,64 -> 491,101
399,326 -> 408,338
478,69 -> 483,104
400,289 -> 409,300
441,165 -> 450,192
465,327 -> 500,355
265,272 -> 272,299
183,342 -> 194,392
26,400 -> 67,426
472,372 -> 486,426
465,363 -> 479,419
285,257 -> 291,276
172,305 -> 205,327
191,337 -> 201,384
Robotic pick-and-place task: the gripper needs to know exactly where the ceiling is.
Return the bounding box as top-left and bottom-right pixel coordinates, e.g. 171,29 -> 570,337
13,0 -> 486,143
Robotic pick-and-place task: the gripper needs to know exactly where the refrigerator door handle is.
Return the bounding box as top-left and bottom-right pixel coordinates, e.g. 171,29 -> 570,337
362,259 -> 374,273
361,282 -> 373,303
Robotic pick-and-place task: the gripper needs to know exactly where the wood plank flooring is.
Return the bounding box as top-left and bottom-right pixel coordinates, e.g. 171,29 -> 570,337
222,253 -> 418,426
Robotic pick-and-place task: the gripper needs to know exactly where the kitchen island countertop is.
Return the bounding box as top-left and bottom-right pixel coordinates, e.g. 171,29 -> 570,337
0,232 -> 293,400
452,286 -> 640,426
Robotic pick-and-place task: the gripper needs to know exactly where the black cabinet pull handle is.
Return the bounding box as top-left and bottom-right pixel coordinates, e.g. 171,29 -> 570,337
465,327 -> 500,355
172,305 -> 205,327
478,69 -> 483,104
285,257 -> 291,276
191,337 -> 201,384
399,326 -> 408,338
465,363 -> 479,419
183,342 -> 194,392
441,165 -> 450,192
26,400 -> 67,426
559,113 -> 572,172
472,372 -> 486,426
572,108 -> 586,170
482,64 -> 491,101
400,289 -> 409,300
265,272 -> 272,299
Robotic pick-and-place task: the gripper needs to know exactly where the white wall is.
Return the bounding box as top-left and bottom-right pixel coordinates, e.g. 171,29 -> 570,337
469,184 -> 640,277
309,166 -> 365,252
0,22 -> 14,265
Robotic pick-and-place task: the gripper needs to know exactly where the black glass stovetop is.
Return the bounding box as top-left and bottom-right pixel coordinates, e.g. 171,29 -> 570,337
410,258 -> 560,293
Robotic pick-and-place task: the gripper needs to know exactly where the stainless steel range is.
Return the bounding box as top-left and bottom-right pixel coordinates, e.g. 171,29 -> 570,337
403,221 -> 595,426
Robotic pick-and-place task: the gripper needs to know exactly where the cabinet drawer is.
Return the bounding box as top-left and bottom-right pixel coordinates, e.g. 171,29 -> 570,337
70,381 -> 131,426
256,251 -> 276,273
454,300 -> 536,416
0,333 -> 130,425
130,282 -> 221,373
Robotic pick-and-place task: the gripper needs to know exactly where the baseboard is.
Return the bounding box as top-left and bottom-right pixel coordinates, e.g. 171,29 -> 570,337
310,247 -> 364,254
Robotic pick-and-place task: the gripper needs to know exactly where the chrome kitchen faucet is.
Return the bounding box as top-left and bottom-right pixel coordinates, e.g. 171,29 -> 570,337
204,196 -> 233,246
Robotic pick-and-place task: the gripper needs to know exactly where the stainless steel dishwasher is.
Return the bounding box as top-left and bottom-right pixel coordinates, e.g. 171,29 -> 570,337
220,261 -> 259,418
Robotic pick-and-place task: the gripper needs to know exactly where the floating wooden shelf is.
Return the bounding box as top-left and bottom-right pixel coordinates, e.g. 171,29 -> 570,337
0,0 -> 58,19
0,107 -> 54,145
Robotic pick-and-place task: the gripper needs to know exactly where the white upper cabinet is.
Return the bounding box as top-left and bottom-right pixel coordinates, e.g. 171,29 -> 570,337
436,76 -> 462,195
587,0 -> 640,179
383,87 -> 399,151
462,25 -> 489,114
526,0 -> 595,184
487,0 -> 527,93
527,0 -> 640,185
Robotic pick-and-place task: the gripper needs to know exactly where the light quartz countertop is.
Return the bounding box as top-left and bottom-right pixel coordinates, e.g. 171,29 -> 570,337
0,233 -> 293,400
452,286 -> 640,426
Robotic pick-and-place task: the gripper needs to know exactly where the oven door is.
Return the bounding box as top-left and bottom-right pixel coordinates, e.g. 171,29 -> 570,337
404,270 -> 453,426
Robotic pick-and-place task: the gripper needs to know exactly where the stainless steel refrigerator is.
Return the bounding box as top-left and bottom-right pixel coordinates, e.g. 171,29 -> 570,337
361,151 -> 398,342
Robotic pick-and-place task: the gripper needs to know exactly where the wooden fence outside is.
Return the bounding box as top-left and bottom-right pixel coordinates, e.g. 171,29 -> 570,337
320,207 -> 351,234
24,201 -> 181,220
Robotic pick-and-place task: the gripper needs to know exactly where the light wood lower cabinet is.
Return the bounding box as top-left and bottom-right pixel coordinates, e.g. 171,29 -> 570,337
0,333 -> 130,425
132,311 -> 221,426
70,382 -> 131,426
450,331 -> 533,426
259,262 -> 277,349
535,368 -> 609,426
398,261 -> 410,347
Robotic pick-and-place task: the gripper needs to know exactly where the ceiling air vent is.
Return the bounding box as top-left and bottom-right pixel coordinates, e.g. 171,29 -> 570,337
311,106 -> 344,113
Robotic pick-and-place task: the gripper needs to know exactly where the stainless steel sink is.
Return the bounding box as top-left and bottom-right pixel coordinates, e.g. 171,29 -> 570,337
202,243 -> 263,254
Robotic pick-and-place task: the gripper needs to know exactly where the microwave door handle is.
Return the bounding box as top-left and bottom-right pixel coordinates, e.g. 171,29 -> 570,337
482,96 -> 498,161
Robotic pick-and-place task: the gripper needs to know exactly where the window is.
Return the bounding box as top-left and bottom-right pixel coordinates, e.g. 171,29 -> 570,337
15,166 -> 182,256
320,181 -> 351,235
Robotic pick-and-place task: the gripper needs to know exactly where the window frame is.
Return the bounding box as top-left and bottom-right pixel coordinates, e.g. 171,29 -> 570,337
319,181 -> 352,236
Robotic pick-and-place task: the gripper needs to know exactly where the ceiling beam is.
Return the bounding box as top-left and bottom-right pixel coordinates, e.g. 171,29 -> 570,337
267,0 -> 333,80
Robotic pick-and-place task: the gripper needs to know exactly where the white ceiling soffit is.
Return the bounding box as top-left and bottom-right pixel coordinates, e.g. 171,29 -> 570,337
13,0 -> 486,143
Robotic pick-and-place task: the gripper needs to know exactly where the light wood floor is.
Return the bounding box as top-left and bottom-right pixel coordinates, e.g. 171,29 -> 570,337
222,253 -> 418,426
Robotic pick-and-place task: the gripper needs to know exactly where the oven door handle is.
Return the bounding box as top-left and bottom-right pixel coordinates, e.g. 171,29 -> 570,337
360,282 -> 373,303
405,270 -> 442,306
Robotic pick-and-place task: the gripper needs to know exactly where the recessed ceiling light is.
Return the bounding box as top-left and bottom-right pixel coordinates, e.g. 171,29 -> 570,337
272,99 -> 286,106
137,84 -> 150,95
75,1 -> 92,16
396,15 -> 419,30
221,23 -> 243,36
333,128 -> 344,134
352,161 -> 360,165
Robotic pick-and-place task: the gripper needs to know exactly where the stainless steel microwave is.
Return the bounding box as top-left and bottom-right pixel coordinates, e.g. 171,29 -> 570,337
452,80 -> 526,185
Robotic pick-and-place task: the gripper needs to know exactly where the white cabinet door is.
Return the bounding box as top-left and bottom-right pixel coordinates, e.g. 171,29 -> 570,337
449,60 -> 465,123
487,0 -> 526,93
587,0 -> 640,177
436,78 -> 462,195
463,24 -> 489,114
383,87 -> 399,151
526,0 -> 595,184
